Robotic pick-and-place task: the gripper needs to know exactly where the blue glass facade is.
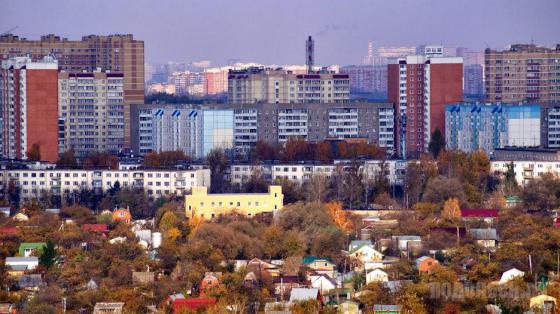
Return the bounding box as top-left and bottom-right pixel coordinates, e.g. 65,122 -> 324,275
202,109 -> 234,157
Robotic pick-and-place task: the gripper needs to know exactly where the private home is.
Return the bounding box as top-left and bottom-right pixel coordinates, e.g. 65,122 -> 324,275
303,256 -> 337,278
185,186 -> 284,220
18,243 -> 45,257
339,300 -> 360,314
18,274 -> 45,291
499,268 -> 525,284
264,301 -> 291,314
172,298 -> 217,313
460,208 -> 498,224
246,258 -> 281,278
82,224 -> 108,233
348,240 -> 372,252
348,244 -> 383,271
273,276 -> 301,299
366,269 -> 389,284
93,302 -> 124,314
529,294 -> 556,311
0,207 -> 10,217
391,235 -> 422,256
5,257 -> 38,276
132,271 -> 155,285
373,304 -> 402,314
243,272 -> 258,288
44,208 -> 60,215
415,256 -> 439,273
200,273 -> 221,296
112,207 -> 132,224
364,257 -> 399,271
309,274 -> 338,293
469,228 -> 499,249
289,288 -> 321,304
109,237 -> 126,244
12,212 -> 29,222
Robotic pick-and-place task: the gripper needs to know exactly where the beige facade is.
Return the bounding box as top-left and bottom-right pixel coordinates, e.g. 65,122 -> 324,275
0,34 -> 145,147
58,71 -> 125,156
485,44 -> 560,104
228,68 -> 350,104
185,185 -> 283,220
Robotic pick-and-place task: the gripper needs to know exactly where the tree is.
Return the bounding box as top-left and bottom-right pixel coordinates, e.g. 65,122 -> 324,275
428,128 -> 445,158
144,150 -> 190,168
423,176 -> 466,206
83,152 -> 118,169
442,198 -> 461,220
251,140 -> 278,161
504,161 -> 518,195
27,143 -> 41,161
57,149 -> 78,169
207,149 -> 229,193
282,137 -> 309,161
39,240 -> 58,269
305,174 -> 328,203
315,141 -> 333,163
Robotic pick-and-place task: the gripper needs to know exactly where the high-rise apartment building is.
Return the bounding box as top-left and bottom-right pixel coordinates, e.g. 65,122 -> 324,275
446,103 -> 541,154
204,67 -> 229,95
340,65 -> 388,96
228,67 -> 350,104
388,56 -> 463,158
0,34 -> 145,147
485,44 -> 560,104
0,56 -> 59,162
131,102 -> 394,159
58,71 -> 125,157
464,64 -> 484,97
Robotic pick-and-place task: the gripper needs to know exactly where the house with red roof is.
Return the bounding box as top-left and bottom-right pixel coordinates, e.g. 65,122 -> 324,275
82,224 -> 108,233
172,298 -> 216,313
460,209 -> 498,224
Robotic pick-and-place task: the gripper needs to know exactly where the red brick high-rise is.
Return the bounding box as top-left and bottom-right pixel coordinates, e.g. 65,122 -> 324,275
0,34 -> 144,148
388,56 -> 463,158
1,57 -> 59,162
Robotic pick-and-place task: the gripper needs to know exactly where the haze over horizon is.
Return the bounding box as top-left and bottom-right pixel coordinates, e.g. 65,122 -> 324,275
3,0 -> 560,66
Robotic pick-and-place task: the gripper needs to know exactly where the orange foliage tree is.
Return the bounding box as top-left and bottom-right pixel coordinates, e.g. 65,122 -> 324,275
325,201 -> 353,232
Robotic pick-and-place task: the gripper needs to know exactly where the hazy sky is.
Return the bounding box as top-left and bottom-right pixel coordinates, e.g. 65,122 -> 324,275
3,0 -> 559,66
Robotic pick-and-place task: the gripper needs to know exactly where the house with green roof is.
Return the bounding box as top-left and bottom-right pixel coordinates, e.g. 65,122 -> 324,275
302,256 -> 336,278
18,242 -> 46,257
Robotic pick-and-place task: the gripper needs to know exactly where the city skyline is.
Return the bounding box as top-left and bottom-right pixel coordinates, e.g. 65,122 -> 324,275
3,0 -> 559,66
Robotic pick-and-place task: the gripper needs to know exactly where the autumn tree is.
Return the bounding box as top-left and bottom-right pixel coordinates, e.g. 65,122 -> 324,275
305,174 -> 328,203
325,201 -> 353,232
57,149 -> 78,169
83,152 -> 118,169
315,141 -> 333,163
282,136 -> 309,161
423,176 -> 466,206
143,150 -> 190,168
26,143 -> 42,161
442,198 -> 461,220
207,148 -> 229,193
250,140 -> 278,161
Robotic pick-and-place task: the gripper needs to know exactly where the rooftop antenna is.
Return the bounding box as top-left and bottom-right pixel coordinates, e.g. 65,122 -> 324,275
306,36 -> 314,74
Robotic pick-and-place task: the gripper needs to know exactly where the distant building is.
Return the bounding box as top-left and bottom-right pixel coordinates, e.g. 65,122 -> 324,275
228,67 -> 350,104
445,103 -> 541,154
185,185 -> 283,220
388,55 -> 463,158
485,44 -> 560,104
0,33 -> 145,148
340,65 -> 387,96
58,71 -> 125,157
464,64 -> 484,98
0,56 -> 59,161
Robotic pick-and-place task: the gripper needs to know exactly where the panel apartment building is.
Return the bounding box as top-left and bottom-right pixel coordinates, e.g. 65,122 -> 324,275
58,71 -> 125,157
388,55 -> 463,158
0,34 -> 145,147
131,102 -> 395,159
228,67 -> 350,104
0,56 -> 59,162
445,103 -> 541,154
485,44 -> 560,104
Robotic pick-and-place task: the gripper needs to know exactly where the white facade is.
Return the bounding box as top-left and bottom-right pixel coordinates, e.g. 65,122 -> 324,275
490,160 -> 560,186
366,269 -> 389,284
0,168 -> 210,201
278,108 -> 308,142
499,268 -> 525,284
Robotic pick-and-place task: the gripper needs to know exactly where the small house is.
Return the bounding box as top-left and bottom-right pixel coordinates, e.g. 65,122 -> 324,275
469,228 -> 499,249
200,273 -> 221,296
499,268 -> 525,284
0,207 -> 10,217
339,300 -> 360,314
309,274 -> 338,293
18,274 -> 45,291
112,207 -> 132,224
45,208 -> 60,215
289,288 -> 321,304
529,294 -> 556,311
93,302 -> 124,314
172,298 -> 216,313
12,212 -> 29,222
246,258 -> 280,278
366,269 -> 389,284
348,240 -> 372,252
5,257 -> 38,272
18,242 -> 46,257
132,272 -> 155,285
349,244 -> 383,270
373,304 -> 402,314
273,276 -> 301,299
415,256 -> 439,273
302,256 -> 336,278
460,209 -> 498,224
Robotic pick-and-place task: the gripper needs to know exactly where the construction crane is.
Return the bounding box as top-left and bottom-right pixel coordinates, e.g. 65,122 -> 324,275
1,26 -> 18,36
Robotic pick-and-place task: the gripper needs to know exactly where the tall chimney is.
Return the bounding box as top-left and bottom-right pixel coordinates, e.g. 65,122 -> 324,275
306,36 -> 314,74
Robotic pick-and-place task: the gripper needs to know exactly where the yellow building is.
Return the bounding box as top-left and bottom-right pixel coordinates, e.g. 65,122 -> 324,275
185,186 -> 283,219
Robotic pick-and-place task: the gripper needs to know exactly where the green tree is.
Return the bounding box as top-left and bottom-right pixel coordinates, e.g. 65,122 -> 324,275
39,240 -> 58,269
428,128 -> 445,158
207,149 -> 229,193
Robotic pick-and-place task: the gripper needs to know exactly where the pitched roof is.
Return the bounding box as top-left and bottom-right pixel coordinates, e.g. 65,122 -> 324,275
82,224 -> 108,232
289,288 -> 320,303
18,274 -> 44,288
415,256 -> 436,268
469,228 -> 499,241
172,298 -> 217,311
302,256 -> 333,265
461,208 -> 498,218
6,256 -> 38,263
